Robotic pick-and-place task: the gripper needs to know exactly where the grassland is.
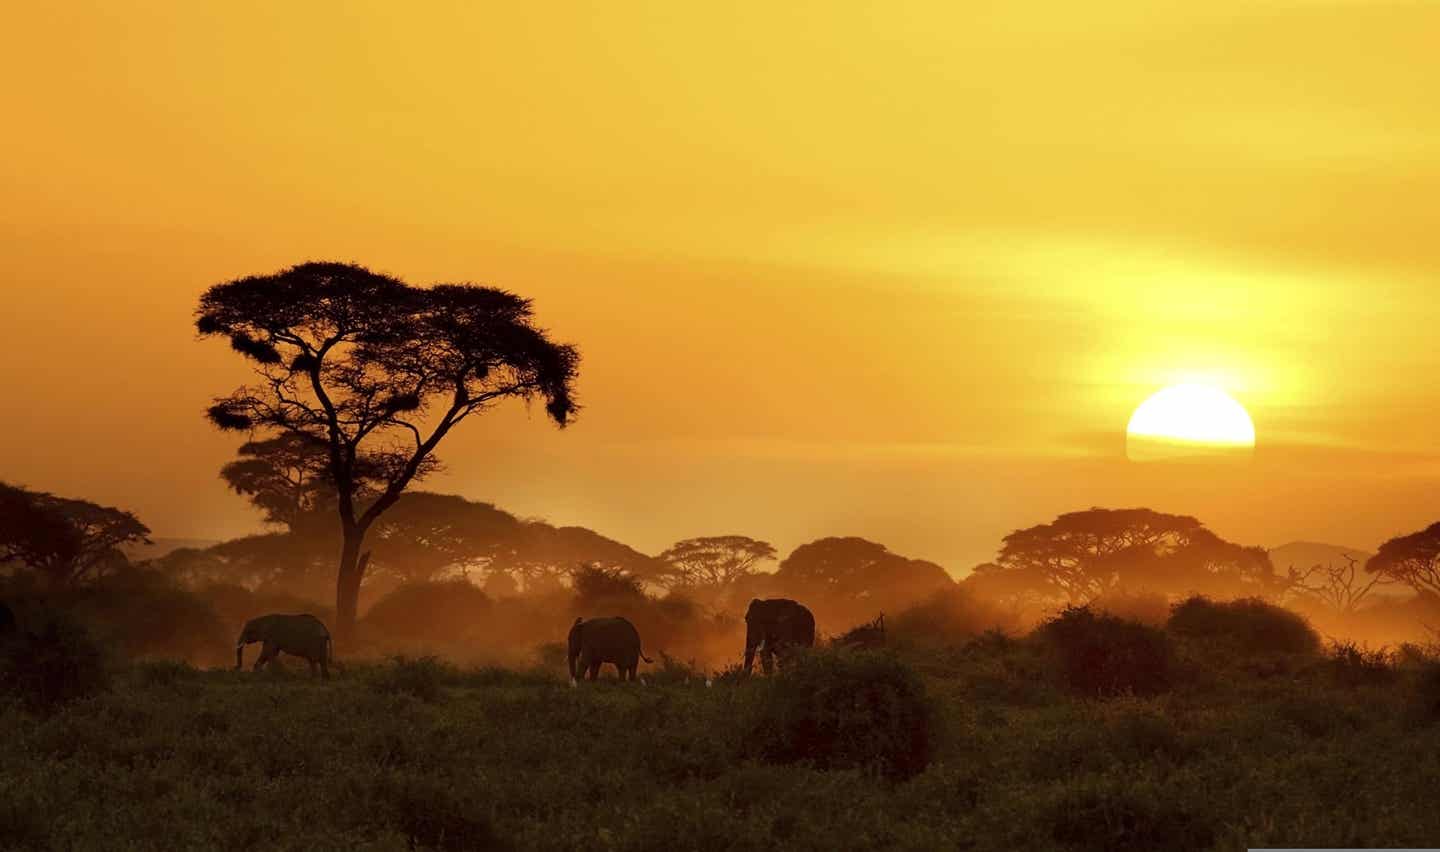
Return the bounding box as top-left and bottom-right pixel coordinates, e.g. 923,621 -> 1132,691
5,625 -> 1440,852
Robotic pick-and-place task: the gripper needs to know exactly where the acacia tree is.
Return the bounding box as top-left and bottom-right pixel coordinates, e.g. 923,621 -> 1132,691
0,482 -> 150,587
655,536 -> 777,590
197,262 -> 578,637
774,536 -> 953,623
1367,522 -> 1440,597
996,509 -> 1244,601
1288,553 -> 1393,614
220,432 -> 391,529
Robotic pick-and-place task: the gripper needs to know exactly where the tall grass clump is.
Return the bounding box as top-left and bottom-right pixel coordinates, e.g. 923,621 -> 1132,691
1036,606 -> 1172,697
1166,596 -> 1319,657
746,648 -> 933,780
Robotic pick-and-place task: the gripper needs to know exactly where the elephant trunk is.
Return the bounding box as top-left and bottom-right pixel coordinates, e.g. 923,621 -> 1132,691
235,642 -> 245,671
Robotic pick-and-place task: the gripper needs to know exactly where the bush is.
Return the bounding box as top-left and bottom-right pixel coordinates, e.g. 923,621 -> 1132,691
1412,660 -> 1440,725
363,580 -> 492,643
1166,596 -> 1319,657
1327,640 -> 1395,687
746,648 -> 933,780
1037,606 -> 1172,697
381,772 -> 506,851
0,610 -> 109,713
368,655 -> 453,703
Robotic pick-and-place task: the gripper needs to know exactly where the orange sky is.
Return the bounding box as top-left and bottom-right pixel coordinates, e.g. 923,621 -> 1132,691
3,2 -> 1439,572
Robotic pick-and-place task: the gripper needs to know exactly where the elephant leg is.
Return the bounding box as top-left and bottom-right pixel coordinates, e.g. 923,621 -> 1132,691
587,661 -> 601,681
308,658 -> 320,678
253,641 -> 278,672
320,658 -> 329,680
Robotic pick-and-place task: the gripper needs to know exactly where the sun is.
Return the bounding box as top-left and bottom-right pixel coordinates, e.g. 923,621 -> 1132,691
1126,383 -> 1255,462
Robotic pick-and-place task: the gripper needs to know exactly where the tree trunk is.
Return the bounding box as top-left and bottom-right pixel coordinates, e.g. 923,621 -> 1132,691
335,530 -> 366,644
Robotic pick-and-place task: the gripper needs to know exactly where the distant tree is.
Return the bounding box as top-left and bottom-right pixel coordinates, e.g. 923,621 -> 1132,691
1367,523 -> 1440,598
0,482 -> 150,587
197,262 -> 578,638
960,561 -> 1051,610
365,493 -> 523,587
571,563 -> 646,605
499,523 -> 663,591
655,536 -> 777,590
986,508 -> 1283,604
220,433 -> 390,529
775,537 -> 952,620
1150,528 -> 1282,598
1288,552 -> 1394,614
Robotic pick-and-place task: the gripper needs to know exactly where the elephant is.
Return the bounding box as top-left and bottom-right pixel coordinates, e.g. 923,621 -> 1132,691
236,613 -> 333,679
744,598 -> 815,675
568,616 -> 652,684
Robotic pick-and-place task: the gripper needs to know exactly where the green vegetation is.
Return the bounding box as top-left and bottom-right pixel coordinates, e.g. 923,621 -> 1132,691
6,617 -> 1440,850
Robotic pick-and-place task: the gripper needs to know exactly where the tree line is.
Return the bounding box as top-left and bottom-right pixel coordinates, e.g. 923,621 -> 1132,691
6,261 -> 1440,641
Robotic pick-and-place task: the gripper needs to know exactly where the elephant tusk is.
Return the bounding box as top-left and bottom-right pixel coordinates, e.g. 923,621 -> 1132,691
705,678 -> 713,688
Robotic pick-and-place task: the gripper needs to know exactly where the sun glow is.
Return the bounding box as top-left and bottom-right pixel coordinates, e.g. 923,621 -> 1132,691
1126,384 -> 1256,462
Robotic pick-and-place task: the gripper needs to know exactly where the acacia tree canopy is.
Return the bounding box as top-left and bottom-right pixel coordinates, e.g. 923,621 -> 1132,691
197,261 -> 579,637
990,507 -> 1275,603
1367,522 -> 1440,596
0,482 -> 150,587
774,536 -> 953,624
655,536 -> 777,589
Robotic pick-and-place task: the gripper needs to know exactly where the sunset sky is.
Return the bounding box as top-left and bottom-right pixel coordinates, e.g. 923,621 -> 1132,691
2,2 -> 1438,573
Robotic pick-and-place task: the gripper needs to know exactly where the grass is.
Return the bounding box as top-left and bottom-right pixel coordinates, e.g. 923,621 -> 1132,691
4,638 -> 1440,850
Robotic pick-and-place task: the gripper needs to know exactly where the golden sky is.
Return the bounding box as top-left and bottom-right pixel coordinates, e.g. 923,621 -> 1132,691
2,2 -> 1438,571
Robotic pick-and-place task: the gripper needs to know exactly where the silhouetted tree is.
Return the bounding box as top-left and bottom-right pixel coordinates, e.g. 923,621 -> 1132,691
1287,552 -> 1393,614
1368,523 -> 1440,598
499,523 -> 663,591
0,482 -> 150,587
775,537 -> 952,622
655,536 -> 777,590
365,493 -> 524,589
220,433 -> 391,529
197,262 -> 578,637
985,508 -> 1278,604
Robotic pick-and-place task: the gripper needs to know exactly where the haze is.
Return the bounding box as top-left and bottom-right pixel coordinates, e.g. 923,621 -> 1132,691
3,2 -> 1439,571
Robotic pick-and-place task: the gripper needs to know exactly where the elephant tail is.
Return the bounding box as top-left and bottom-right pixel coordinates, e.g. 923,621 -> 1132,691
639,644 -> 653,665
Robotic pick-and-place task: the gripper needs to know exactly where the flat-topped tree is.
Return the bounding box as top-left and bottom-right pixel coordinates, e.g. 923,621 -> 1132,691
197,262 -> 579,638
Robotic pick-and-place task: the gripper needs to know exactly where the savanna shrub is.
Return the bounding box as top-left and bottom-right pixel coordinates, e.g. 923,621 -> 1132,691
383,772 -> 506,851
1411,660 -> 1440,725
369,655 -> 453,703
1327,640 -> 1394,687
1166,596 -> 1319,657
363,581 -> 491,643
747,648 -> 933,780
1045,779 -> 1216,852
130,658 -> 199,689
1037,606 -> 1172,697
0,610 -> 109,713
